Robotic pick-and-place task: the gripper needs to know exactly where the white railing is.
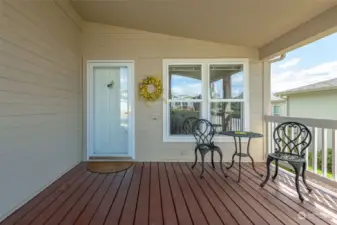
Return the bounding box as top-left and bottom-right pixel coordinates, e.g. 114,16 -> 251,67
265,116 -> 337,180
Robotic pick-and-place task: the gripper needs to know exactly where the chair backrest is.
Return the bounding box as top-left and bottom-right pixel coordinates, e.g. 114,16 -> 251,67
182,117 -> 198,134
192,119 -> 215,145
273,121 -> 312,157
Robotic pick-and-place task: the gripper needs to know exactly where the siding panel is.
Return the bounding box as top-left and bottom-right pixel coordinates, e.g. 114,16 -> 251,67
0,0 -> 82,222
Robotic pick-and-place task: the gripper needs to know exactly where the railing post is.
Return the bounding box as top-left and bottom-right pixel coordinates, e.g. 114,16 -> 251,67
312,127 -> 318,173
268,122 -> 272,154
333,130 -> 337,180
271,122 -> 275,153
264,121 -> 269,159
322,128 -> 328,177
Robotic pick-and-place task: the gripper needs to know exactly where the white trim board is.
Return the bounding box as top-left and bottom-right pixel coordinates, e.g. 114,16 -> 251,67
162,58 -> 250,142
86,60 -> 135,160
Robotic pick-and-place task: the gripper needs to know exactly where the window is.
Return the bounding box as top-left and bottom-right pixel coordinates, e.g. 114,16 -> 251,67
163,59 -> 249,142
273,105 -> 281,116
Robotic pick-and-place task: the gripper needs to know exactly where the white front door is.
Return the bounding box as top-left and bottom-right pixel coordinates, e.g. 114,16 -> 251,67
87,62 -> 134,158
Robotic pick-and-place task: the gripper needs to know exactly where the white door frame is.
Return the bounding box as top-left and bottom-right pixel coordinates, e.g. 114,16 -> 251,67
86,60 -> 135,160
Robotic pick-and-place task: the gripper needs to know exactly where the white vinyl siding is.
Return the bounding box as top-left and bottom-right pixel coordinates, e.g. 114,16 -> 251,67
0,1 -> 82,221
82,22 -> 264,163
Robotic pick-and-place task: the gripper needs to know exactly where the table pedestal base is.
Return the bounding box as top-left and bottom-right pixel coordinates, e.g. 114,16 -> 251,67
226,137 -> 263,182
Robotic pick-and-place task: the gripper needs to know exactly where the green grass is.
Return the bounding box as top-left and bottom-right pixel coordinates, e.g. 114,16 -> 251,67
307,165 -> 333,179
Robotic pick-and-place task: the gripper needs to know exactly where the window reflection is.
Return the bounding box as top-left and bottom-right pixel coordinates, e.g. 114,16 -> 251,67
169,65 -> 202,100
170,102 -> 201,135
210,64 -> 244,99
210,102 -> 244,132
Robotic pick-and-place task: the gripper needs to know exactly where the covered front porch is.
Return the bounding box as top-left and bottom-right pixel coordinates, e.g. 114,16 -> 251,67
2,0 -> 337,223
2,162 -> 337,225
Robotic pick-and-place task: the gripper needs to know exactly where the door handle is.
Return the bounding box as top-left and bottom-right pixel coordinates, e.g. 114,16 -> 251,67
107,80 -> 114,89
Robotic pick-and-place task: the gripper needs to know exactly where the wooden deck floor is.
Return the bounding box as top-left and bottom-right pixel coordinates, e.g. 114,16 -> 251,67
2,162 -> 337,225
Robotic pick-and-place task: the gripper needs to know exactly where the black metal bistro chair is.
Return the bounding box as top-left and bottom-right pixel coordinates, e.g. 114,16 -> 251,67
182,117 -> 198,134
189,119 -> 227,178
260,122 -> 312,202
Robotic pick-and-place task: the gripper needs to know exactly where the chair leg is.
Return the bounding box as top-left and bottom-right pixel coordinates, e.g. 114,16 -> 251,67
272,159 -> 279,181
290,162 -> 304,203
302,162 -> 312,192
200,151 -> 206,178
211,151 -> 215,169
260,156 -> 273,187
215,148 -> 227,178
191,147 -> 198,169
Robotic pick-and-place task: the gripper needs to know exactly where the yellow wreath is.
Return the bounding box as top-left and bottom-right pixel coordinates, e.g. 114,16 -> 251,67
139,76 -> 163,102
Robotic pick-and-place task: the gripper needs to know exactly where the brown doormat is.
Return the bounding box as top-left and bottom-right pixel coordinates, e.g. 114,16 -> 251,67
86,162 -> 134,174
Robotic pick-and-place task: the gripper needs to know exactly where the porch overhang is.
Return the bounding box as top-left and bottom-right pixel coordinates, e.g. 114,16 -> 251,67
71,0 -> 337,60
259,5 -> 337,59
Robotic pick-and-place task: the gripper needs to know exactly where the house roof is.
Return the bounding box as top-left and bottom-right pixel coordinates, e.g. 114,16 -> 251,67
271,95 -> 286,102
275,78 -> 337,96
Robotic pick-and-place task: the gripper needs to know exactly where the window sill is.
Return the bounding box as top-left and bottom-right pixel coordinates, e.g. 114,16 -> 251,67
163,136 -> 249,143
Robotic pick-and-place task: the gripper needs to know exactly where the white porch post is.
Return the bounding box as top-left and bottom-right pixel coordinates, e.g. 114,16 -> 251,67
263,60 -> 271,160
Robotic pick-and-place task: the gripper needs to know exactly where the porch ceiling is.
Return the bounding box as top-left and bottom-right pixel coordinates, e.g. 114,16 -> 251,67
72,0 -> 337,57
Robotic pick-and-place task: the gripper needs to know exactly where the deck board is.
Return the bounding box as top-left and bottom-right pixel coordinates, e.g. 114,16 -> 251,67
1,163 -> 85,225
149,162 -> 163,225
172,163 -> 208,225
201,164 -> 268,225
1,162 -> 337,225
158,163 -> 179,225
73,173 -> 116,225
165,162 -> 193,225
133,162 -> 150,225
119,163 -> 143,225
205,163 -> 283,225
220,163 -> 306,225
180,163 -> 224,225
241,163 -> 332,224
89,170 -> 126,225
185,163 -> 238,225
58,174 -> 107,225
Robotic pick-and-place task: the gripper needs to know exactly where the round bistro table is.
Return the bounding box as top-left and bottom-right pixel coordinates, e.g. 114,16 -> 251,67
220,131 -> 263,182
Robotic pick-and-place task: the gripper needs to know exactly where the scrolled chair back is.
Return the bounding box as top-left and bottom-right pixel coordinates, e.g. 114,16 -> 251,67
182,117 -> 198,134
192,119 -> 215,145
273,121 -> 312,157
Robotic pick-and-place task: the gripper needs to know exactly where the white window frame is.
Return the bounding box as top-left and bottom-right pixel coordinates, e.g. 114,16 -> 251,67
273,105 -> 281,116
163,58 -> 250,142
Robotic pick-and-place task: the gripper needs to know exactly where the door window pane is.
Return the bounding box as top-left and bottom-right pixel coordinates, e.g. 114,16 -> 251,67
209,64 -> 244,99
169,65 -> 202,100
210,102 -> 244,132
170,102 -> 201,135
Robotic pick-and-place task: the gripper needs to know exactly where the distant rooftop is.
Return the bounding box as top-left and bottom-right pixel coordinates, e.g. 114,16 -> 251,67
275,77 -> 337,96
271,95 -> 285,102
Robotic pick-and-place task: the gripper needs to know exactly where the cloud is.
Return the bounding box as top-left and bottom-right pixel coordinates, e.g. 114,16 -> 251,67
231,73 -> 243,84
272,60 -> 337,93
278,58 -> 301,69
171,83 -> 201,97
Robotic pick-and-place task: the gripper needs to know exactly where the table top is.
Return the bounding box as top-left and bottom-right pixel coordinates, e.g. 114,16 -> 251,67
219,131 -> 263,138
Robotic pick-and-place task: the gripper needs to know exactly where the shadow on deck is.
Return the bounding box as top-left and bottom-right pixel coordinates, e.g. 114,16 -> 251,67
1,162 -> 337,225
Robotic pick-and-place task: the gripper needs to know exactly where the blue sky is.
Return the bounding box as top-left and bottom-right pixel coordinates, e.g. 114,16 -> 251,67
271,32 -> 337,93
171,72 -> 243,99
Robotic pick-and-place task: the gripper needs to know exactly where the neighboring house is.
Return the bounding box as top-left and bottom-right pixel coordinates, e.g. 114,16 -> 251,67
271,95 -> 286,116
275,78 -> 337,148
275,78 -> 337,120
